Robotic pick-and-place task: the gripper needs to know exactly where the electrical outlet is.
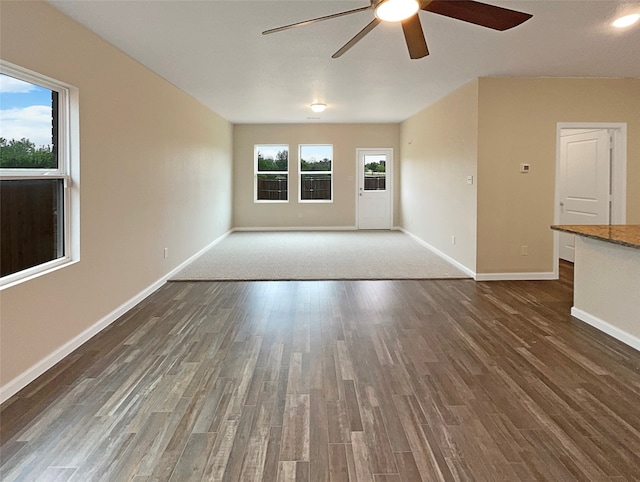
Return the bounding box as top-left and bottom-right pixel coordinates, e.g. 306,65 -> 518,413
164,247 -> 169,259
520,245 -> 528,256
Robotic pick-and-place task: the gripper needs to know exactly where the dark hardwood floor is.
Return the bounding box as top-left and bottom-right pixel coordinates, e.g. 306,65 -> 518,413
2,262 -> 640,481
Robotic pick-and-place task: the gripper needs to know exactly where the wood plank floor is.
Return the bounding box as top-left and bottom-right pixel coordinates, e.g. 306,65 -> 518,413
2,262 -> 640,481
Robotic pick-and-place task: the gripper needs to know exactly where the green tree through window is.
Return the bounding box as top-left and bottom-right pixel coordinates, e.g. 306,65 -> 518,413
0,137 -> 55,168
364,161 -> 385,173
257,149 -> 288,171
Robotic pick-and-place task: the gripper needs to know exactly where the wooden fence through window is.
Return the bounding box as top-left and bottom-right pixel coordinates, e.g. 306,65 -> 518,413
257,178 -> 287,201
1,179 -> 61,277
257,175 -> 385,200
301,177 -> 331,200
364,176 -> 385,191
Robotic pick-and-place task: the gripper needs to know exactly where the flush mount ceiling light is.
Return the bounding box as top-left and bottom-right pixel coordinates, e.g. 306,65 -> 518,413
375,0 -> 420,22
310,103 -> 327,113
612,13 -> 640,28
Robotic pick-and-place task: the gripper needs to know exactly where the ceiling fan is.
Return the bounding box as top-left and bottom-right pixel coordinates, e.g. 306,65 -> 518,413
262,0 -> 533,60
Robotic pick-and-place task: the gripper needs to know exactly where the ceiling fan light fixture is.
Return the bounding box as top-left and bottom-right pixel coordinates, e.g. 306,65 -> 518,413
612,13 -> 640,28
375,0 -> 420,22
310,103 -> 327,113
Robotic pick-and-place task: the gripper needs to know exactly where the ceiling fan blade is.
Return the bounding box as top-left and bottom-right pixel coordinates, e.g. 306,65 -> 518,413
423,0 -> 532,31
332,18 -> 381,58
262,5 -> 372,35
402,15 -> 429,59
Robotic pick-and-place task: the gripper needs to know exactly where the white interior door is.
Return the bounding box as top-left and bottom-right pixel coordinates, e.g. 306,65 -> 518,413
357,148 -> 392,230
558,129 -> 611,262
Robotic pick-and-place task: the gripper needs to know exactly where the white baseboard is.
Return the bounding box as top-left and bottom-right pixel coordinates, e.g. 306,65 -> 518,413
399,228 -> 476,279
571,307 -> 640,353
475,272 -> 557,281
232,226 -> 357,232
0,230 -> 232,405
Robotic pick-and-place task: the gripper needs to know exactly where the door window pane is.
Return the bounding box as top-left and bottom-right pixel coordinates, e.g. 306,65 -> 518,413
363,154 -> 386,191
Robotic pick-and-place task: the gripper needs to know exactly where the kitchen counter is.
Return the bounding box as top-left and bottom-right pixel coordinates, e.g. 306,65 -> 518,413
551,224 -> 640,249
551,224 -> 640,352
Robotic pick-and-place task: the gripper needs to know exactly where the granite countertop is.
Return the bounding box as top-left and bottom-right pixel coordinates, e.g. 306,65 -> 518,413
550,225 -> 640,250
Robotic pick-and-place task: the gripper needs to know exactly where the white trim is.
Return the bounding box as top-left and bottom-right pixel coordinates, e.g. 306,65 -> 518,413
400,228 -> 476,279
253,199 -> 288,204
0,230 -> 231,404
609,127 -> 627,224
553,122 -> 627,275
474,272 -> 557,281
232,226 -> 357,232
0,258 -> 80,292
571,307 -> 640,353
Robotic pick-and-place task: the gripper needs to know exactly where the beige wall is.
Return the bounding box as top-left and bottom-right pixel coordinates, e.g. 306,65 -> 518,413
0,2 -> 233,388
233,124 -> 400,228
477,77 -> 640,274
400,77 -> 639,276
399,80 -> 479,272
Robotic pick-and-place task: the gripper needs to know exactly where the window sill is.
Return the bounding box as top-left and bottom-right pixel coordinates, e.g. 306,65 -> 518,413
0,257 -> 79,291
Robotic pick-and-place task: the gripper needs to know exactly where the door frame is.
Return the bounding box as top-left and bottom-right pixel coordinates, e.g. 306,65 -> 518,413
553,122 -> 627,275
355,148 -> 393,229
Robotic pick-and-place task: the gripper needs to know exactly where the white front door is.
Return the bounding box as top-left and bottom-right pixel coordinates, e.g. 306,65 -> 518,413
357,148 -> 392,230
558,129 -> 611,262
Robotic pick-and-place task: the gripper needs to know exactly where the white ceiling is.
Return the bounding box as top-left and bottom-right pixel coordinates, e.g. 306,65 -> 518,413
48,0 -> 640,124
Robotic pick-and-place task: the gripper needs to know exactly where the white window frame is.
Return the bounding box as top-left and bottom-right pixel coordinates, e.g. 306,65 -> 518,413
254,144 -> 289,203
299,144 -> 333,203
0,60 -> 80,290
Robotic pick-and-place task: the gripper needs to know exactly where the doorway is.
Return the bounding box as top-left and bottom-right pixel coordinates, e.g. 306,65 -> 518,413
554,123 -> 627,264
356,148 -> 393,229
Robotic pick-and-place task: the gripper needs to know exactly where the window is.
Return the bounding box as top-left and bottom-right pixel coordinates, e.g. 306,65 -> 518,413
299,144 -> 332,202
255,144 -> 288,202
0,61 -> 79,288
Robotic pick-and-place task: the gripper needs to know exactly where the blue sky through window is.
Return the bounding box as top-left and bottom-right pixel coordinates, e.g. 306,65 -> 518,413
300,145 -> 332,162
0,73 -> 53,148
257,145 -> 333,163
258,145 -> 288,160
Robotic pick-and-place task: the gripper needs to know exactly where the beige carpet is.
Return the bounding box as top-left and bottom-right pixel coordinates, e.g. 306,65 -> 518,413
170,231 -> 470,281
